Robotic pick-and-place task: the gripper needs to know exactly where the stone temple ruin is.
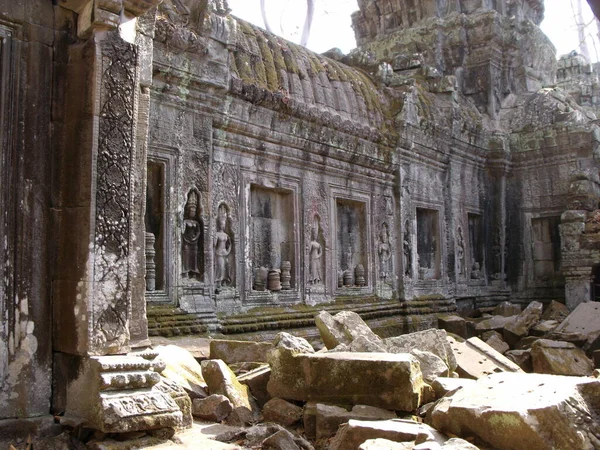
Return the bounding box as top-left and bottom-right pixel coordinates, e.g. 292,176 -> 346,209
3,0 -> 600,442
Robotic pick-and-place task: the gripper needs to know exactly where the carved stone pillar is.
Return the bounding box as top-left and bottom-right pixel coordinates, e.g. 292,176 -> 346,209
564,268 -> 593,311
52,2 -> 183,433
560,210 -> 592,310
486,138 -> 510,287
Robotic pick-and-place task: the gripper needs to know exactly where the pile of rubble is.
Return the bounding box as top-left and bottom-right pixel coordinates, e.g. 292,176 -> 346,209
63,304 -> 600,449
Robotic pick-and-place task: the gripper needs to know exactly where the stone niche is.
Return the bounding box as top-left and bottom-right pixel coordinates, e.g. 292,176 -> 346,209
145,161 -> 165,291
417,208 -> 441,280
531,216 -> 561,282
250,185 -> 297,293
335,199 -> 369,289
468,213 -> 485,281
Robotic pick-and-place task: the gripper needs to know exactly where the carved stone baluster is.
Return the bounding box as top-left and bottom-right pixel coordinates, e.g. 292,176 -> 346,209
145,232 -> 156,291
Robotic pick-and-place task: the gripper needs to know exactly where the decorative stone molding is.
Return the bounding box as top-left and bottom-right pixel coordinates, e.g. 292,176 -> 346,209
64,354 -> 183,432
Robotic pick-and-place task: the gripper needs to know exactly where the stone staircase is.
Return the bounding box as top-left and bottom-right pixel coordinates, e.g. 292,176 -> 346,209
147,303 -> 221,337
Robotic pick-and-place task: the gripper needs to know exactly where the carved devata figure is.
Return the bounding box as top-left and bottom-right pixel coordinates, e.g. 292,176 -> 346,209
378,223 -> 391,282
214,203 -> 233,289
181,189 -> 202,280
308,216 -> 323,284
456,226 -> 466,278
403,220 -> 412,278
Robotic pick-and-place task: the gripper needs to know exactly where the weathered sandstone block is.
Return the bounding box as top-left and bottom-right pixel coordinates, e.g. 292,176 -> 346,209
383,329 -> 457,372
192,394 -> 233,422
431,372 -> 600,450
201,359 -> 259,425
308,403 -> 397,439
449,337 -> 523,379
531,339 -> 594,375
503,301 -> 543,347
315,310 -> 381,349
262,398 -> 303,426
209,339 -> 272,364
330,419 -> 447,450
267,348 -> 426,411
155,344 -> 207,399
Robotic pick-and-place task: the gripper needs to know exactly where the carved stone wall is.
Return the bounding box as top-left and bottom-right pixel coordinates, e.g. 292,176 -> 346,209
0,1 -> 57,419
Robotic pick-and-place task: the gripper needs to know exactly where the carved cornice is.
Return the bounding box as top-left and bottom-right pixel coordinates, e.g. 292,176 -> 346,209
58,0 -> 161,38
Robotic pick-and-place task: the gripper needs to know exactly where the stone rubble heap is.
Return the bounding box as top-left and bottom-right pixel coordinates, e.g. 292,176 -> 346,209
40,304 -> 600,449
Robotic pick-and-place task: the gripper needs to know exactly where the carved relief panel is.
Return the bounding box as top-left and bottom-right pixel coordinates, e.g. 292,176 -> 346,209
303,177 -> 330,299
213,161 -> 240,292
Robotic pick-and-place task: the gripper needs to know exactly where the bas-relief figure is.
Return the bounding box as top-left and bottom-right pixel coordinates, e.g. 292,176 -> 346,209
378,224 -> 391,282
181,190 -> 202,280
456,226 -> 466,278
403,220 -> 412,278
214,203 -> 233,289
308,217 -> 323,284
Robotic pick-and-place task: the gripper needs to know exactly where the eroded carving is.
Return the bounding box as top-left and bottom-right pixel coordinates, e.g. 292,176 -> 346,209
214,203 -> 233,290
308,216 -> 323,285
378,223 -> 391,282
91,35 -> 137,353
182,189 -> 203,280
403,220 -> 412,278
456,226 -> 466,278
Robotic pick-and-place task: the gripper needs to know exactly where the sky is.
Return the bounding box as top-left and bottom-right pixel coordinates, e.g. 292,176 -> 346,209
227,0 -> 600,63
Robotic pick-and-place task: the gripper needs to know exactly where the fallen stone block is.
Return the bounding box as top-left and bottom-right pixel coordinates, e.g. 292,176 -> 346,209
437,315 -> 467,339
555,301 -> 600,335
430,378 -> 476,399
303,402 -> 318,440
155,344 -> 208,399
515,335 -> 540,349
529,320 -> 559,337
492,301 -> 521,317
262,429 -> 303,450
483,331 -> 509,355
530,339 -> 594,376
473,315 -> 516,336
201,359 -> 259,425
449,336 -> 523,379
430,372 -> 600,450
209,339 -> 271,364
262,398 -> 303,427
503,301 -> 543,347
359,439 -> 415,449
329,419 -> 447,450
154,376 -> 194,429
504,349 -> 533,372
384,329 -> 457,373
243,423 -> 313,450
237,364 -> 271,407
315,311 -> 350,349
316,310 -> 381,349
411,349 -> 449,382
268,349 -> 426,411
311,403 -> 397,439
192,394 -> 233,422
541,300 -> 569,322
441,438 -> 480,449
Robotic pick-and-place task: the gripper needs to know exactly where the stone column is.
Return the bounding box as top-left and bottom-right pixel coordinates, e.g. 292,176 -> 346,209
564,267 -> 593,310
51,0 -> 185,433
560,210 -> 592,310
486,137 -> 510,288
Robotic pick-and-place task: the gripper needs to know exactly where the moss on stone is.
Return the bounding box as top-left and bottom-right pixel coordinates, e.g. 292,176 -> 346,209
234,50 -> 255,85
255,30 -> 279,91
287,44 -> 305,79
306,53 -> 325,77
